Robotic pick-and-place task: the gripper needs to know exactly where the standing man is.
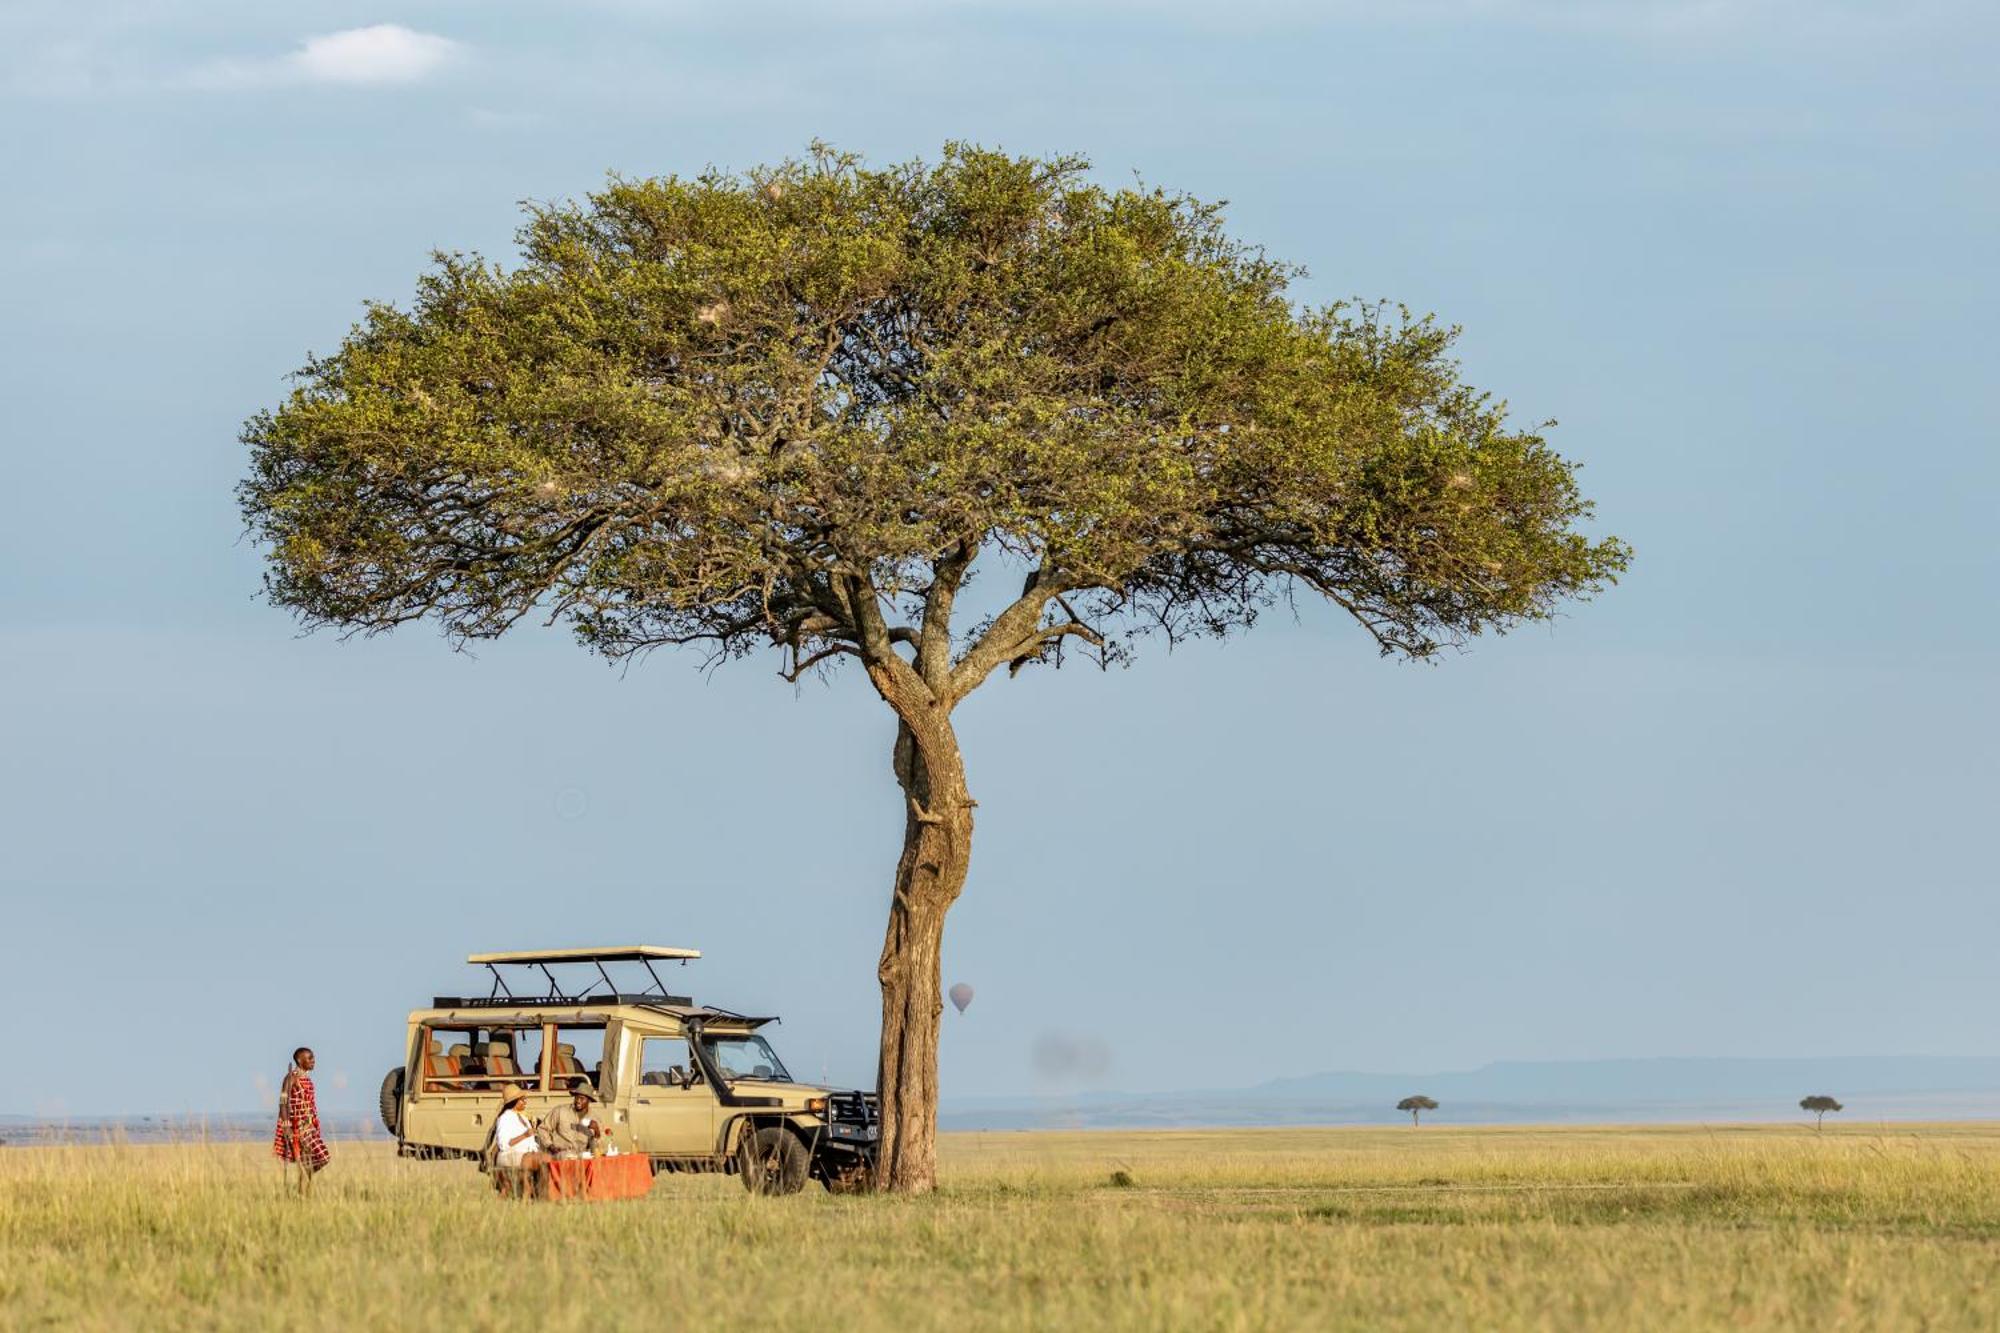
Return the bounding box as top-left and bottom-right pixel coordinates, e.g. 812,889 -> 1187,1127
273,1046 -> 331,1194
537,1080 -> 608,1159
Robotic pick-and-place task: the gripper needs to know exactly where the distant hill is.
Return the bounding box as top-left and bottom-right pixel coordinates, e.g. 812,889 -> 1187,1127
940,1056 -> 2000,1131
1254,1056 -> 2000,1103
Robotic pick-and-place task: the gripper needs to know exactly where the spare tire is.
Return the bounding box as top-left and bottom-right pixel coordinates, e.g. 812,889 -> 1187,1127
378,1066 -> 405,1137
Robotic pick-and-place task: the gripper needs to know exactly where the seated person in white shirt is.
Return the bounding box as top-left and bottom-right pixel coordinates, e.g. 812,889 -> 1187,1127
492,1085 -> 545,1186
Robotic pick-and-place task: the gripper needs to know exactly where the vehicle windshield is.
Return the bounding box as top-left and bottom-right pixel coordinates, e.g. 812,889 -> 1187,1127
701,1034 -> 791,1082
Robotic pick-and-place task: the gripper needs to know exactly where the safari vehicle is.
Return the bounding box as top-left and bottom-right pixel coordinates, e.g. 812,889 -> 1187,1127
376,946 -> 878,1194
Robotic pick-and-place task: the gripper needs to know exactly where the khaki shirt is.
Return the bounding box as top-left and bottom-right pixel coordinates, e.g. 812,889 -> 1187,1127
536,1103 -> 602,1156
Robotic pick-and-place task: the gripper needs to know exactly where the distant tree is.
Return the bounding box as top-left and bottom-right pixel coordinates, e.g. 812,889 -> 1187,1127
1397,1095 -> 1439,1127
1800,1095 -> 1843,1130
237,144 -> 1628,1194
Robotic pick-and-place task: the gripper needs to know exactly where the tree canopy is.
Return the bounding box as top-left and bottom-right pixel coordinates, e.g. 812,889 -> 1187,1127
240,144 -> 1627,692
1397,1095 -> 1439,1125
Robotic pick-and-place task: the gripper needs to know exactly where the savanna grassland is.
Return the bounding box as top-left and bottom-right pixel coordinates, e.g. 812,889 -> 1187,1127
4,1124 -> 1999,1331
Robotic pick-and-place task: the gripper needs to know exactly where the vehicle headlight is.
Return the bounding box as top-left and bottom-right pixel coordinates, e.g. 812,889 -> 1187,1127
806,1096 -> 828,1115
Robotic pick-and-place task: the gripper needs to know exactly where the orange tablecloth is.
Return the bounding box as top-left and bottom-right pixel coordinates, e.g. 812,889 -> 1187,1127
538,1155 -> 653,1202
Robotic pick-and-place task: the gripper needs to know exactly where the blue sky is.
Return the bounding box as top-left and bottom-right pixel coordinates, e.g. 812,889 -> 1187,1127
1,1 -> 1994,1118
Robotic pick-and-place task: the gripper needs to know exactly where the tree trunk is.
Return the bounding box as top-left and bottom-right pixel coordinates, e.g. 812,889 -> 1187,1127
873,717 -> 974,1194
1411,1109 -> 1420,1127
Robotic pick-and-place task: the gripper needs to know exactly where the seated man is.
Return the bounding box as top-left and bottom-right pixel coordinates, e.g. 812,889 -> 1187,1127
536,1080 -> 607,1160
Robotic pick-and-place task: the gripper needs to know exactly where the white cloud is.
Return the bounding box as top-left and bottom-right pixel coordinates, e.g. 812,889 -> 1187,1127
185,24 -> 460,90
290,25 -> 458,85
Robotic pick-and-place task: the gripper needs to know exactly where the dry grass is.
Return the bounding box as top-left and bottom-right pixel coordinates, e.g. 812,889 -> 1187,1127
5,1123 -> 2000,1330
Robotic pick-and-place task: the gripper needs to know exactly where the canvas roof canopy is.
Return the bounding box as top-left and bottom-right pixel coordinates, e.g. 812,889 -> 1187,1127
467,946 -> 702,965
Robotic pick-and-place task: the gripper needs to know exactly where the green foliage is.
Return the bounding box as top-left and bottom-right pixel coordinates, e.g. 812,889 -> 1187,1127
239,143 -> 1628,694
1398,1094 -> 1439,1125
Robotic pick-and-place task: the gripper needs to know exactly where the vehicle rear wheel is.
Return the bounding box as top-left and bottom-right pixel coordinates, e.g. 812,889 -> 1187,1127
378,1067 -> 405,1137
736,1126 -> 808,1195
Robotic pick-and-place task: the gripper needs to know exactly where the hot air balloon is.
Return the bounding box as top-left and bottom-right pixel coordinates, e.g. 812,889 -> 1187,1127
948,982 -> 974,1014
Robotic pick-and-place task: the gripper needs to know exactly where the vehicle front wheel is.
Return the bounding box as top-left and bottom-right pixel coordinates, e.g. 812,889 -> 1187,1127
736,1127 -> 808,1196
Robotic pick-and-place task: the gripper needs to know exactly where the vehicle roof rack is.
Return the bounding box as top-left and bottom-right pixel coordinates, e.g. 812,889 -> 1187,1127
430,993 -> 695,1010
461,945 -> 700,1007
467,946 -> 700,965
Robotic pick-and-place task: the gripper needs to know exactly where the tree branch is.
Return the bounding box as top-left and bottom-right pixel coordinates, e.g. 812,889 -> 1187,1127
780,641 -> 859,682
947,566 -> 1065,701
916,539 -> 974,689
840,572 -> 935,710
1006,619 -> 1106,677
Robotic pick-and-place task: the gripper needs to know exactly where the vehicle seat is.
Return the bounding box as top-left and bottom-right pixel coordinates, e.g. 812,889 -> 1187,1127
466,1042 -> 491,1082
487,1040 -> 518,1078
422,1039 -> 446,1086
640,1070 -> 669,1086
446,1043 -> 470,1079
554,1044 -> 581,1076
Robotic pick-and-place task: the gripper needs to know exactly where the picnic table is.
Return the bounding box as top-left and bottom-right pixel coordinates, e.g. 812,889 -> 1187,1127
536,1154 -> 653,1202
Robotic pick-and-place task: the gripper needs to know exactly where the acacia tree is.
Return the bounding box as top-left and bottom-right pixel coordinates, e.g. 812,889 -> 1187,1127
238,145 -> 1628,1193
1396,1095 -> 1439,1127
1800,1095 -> 1843,1130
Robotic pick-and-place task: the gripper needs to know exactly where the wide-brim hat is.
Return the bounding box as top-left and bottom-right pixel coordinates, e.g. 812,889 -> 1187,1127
569,1084 -> 599,1103
498,1084 -> 528,1107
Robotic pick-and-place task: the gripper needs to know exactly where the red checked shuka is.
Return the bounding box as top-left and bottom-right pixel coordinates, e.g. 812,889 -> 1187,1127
273,1070 -> 331,1171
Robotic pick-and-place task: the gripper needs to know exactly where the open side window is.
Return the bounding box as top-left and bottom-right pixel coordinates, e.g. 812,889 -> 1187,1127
638,1036 -> 703,1090
484,1025 -> 543,1086
419,1024 -> 547,1094
542,1025 -> 607,1093
418,1025 -> 474,1093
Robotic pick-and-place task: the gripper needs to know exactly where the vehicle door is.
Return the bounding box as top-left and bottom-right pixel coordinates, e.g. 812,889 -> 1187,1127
625,1033 -> 717,1159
